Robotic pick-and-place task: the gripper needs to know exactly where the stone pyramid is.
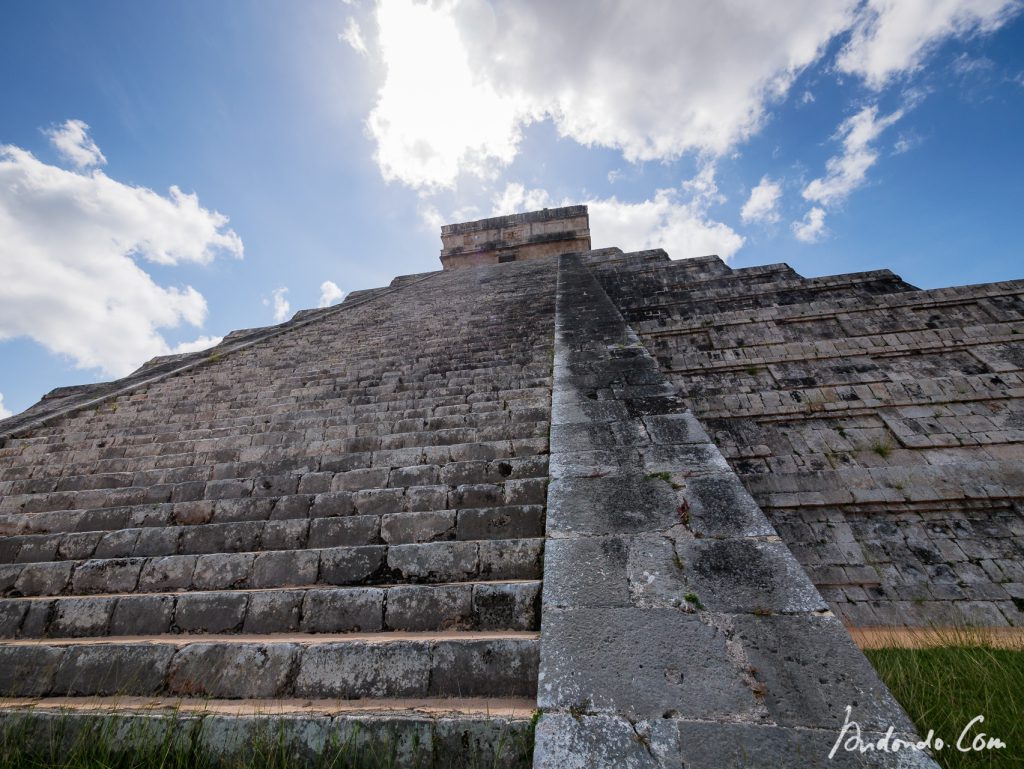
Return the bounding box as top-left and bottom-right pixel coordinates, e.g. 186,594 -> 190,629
2,204 -> 1018,766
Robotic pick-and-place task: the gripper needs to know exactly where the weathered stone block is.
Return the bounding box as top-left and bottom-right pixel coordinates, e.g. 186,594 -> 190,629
389,582 -> 475,630
110,594 -> 175,635
50,596 -> 116,636
537,607 -> 753,720
430,638 -> 538,697
731,613 -> 915,732
319,545 -> 385,584
174,592 -> 247,633
547,475 -> 677,536
54,643 -> 174,696
0,645 -> 64,695
300,587 -> 383,633
167,643 -> 296,698
251,550 -> 319,588
293,641 -> 431,698
380,510 -> 455,544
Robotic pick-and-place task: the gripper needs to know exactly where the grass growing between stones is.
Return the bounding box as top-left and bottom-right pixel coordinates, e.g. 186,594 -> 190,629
865,643 -> 1024,769
0,710 -> 535,769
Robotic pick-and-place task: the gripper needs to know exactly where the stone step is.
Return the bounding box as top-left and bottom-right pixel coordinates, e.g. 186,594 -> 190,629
0,454 -> 549,499
1,470 -> 548,516
0,454 -> 552,501
0,698 -> 536,769
0,631 -> 540,699
0,579 -> 541,637
0,505 -> 546,561
0,444 -> 550,488
14,405 -> 551,449
4,391 -> 551,450
0,437 -> 551,491
0,464 -> 549,517
0,694 -> 536,716
0,539 -> 545,597
0,492 -> 546,538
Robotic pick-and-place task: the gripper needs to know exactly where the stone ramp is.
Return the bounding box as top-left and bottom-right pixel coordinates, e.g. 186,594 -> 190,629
533,254 -> 937,768
0,259 -> 558,767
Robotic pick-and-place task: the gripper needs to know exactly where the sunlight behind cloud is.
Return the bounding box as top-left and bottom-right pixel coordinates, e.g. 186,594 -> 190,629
367,0 -> 526,190
356,0 -> 1022,205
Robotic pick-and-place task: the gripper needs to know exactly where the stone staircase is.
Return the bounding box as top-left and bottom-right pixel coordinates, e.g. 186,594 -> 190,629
0,258 -> 559,767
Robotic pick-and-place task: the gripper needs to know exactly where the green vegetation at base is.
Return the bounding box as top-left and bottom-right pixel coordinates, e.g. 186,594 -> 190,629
866,646 -> 1024,769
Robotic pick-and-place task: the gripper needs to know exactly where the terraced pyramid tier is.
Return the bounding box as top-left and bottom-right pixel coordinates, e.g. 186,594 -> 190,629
588,249 -> 1024,630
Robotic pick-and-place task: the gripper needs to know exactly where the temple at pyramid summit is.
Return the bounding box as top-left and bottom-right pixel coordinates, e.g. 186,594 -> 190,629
1,204 -> 1021,766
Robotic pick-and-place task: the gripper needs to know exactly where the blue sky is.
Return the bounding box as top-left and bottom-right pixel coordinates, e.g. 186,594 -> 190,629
1,0 -> 1022,418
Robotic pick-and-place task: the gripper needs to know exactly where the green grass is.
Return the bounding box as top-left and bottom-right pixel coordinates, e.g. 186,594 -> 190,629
865,645 -> 1024,769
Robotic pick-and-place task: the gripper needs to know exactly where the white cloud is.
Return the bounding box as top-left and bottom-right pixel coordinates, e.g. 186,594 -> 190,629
267,287 -> 291,322
418,202 -> 481,232
793,104 -> 904,241
802,104 -> 903,207
892,130 -> 923,155
952,52 -> 996,76
836,0 -> 1021,89
169,335 -> 223,355
0,136 -> 242,378
44,119 -> 107,170
0,393 -> 12,420
318,280 -> 346,307
792,206 -> 828,243
418,203 -> 446,232
740,176 -> 783,224
587,165 -> 745,261
491,182 -> 552,215
340,17 -> 368,55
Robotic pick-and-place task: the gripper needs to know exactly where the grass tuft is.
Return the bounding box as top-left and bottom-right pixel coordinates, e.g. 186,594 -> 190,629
870,439 -> 893,459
